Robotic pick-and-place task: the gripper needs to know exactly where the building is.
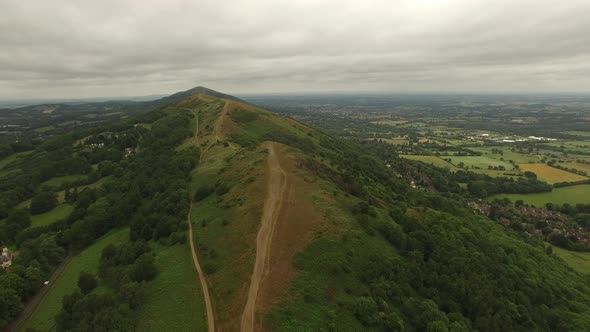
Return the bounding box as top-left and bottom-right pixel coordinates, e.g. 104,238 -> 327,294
1,247 -> 13,269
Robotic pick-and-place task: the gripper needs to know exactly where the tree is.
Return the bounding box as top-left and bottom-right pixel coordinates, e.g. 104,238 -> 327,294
78,272 -> 97,295
30,192 -> 57,215
0,287 -> 24,328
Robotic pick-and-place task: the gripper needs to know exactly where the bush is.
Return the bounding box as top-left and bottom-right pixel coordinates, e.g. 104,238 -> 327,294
78,272 -> 97,294
30,192 -> 57,214
193,185 -> 214,202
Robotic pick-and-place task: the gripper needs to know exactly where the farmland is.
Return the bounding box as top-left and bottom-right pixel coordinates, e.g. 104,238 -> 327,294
401,155 -> 457,170
490,184 -> 590,207
519,164 -> 588,184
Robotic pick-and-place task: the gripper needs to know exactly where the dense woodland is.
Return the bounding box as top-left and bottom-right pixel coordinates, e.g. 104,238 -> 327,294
0,104 -> 197,330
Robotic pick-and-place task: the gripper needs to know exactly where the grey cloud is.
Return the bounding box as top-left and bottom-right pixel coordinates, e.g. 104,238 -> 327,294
1,0 -> 590,98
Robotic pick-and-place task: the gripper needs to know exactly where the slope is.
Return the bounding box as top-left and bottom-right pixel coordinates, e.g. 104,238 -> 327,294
179,90 -> 590,331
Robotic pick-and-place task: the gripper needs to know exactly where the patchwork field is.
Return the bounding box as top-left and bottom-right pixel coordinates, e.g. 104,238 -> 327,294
519,163 -> 588,184
490,184 -> 590,207
20,228 -> 128,331
401,155 -> 458,170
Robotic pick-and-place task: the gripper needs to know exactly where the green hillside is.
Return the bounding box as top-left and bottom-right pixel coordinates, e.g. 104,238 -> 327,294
2,88 -> 590,332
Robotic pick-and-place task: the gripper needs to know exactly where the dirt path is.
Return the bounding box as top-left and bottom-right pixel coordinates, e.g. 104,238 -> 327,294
188,203 -> 215,332
240,143 -> 287,331
214,100 -> 230,142
5,255 -> 73,332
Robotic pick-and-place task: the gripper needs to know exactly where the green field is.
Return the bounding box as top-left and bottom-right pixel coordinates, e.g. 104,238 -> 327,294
552,246 -> 590,275
30,204 -> 74,228
40,174 -> 87,189
20,228 -> 128,331
490,184 -> 590,207
401,155 -> 458,170
470,147 -> 539,164
135,244 -> 207,331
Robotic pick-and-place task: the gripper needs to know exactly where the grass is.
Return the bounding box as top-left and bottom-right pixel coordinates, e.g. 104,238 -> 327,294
376,137 -> 409,145
30,204 -> 74,228
559,162 -> 590,174
490,184 -> 590,207
552,246 -> 590,275
135,244 -> 207,331
519,163 -> 588,184
0,151 -> 33,172
40,174 -> 87,189
20,228 -> 128,332
401,155 -> 458,170
470,147 -> 539,164
449,156 -> 514,170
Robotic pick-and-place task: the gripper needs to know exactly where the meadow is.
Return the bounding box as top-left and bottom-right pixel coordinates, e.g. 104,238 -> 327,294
135,244 -> 207,331
551,246 -> 590,275
490,184 -> 590,207
30,204 -> 73,228
40,174 -> 87,189
20,228 -> 128,331
401,155 -> 457,170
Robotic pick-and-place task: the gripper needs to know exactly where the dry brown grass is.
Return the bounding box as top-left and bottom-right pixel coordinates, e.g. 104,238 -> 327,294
520,163 -> 588,184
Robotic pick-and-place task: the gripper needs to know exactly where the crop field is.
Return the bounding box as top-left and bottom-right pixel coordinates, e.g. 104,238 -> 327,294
401,155 -> 457,169
30,204 -> 73,228
490,184 -> 590,207
519,164 -> 588,184
21,228 -> 128,331
552,246 -> 590,275
135,244 -> 207,331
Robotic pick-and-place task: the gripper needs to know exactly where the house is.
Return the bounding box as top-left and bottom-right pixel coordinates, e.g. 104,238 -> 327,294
1,247 -> 13,269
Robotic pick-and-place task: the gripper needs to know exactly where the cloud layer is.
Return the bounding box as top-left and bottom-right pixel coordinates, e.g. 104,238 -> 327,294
1,0 -> 589,98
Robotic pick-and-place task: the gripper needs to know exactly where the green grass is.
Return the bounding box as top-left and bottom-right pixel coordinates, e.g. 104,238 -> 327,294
30,204 -> 74,228
401,155 -> 458,170
489,184 -> 590,207
470,147 -> 539,164
20,228 -> 128,332
135,244 -> 207,331
40,174 -> 87,189
552,246 -> 590,275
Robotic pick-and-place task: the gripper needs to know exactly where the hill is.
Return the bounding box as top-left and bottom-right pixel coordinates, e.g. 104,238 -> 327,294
2,87 -> 590,331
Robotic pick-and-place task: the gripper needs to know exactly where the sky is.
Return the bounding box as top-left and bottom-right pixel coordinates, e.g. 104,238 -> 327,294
1,0 -> 590,99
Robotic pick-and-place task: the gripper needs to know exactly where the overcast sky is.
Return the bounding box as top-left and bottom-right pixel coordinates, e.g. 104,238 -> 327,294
1,0 -> 589,99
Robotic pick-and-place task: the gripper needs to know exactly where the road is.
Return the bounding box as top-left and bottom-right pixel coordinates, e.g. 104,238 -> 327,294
240,143 -> 287,331
188,203 -> 216,332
